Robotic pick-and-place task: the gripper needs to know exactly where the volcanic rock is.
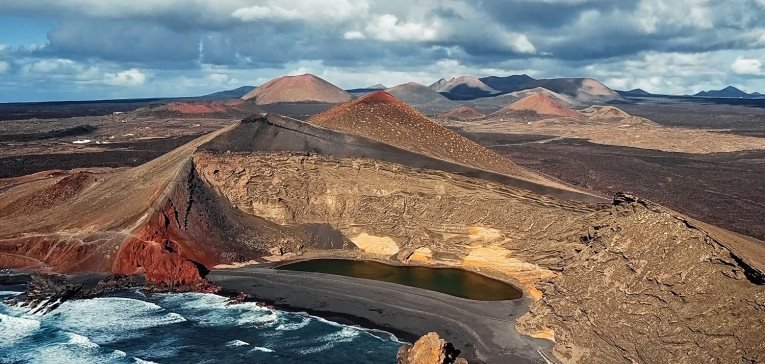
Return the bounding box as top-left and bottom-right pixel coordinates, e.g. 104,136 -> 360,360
397,332 -> 466,364
241,74 -> 352,105
4,274 -> 144,314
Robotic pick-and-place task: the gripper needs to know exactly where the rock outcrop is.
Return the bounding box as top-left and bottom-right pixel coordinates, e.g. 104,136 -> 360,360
3,274 -> 144,314
397,332 -> 467,364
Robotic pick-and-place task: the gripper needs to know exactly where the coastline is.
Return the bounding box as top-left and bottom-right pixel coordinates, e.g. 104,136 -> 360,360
208,266 -> 554,364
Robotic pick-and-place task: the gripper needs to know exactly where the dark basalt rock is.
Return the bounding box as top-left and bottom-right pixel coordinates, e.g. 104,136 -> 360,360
3,274 -> 144,314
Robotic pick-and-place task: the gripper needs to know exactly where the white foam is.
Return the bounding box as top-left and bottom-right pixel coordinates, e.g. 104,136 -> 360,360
274,314 -> 311,331
297,326 -> 361,355
72,139 -> 92,144
48,297 -> 186,343
16,331 -> 130,364
134,359 -> 159,364
0,312 -> 41,346
311,313 -> 405,343
155,292 -> 277,328
251,346 -> 275,353
226,339 -> 250,347
66,332 -> 99,349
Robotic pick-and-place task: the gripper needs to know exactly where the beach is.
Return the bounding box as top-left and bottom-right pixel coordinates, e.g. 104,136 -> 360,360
208,266 -> 554,363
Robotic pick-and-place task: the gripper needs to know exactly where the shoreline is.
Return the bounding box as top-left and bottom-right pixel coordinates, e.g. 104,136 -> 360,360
1,265 -> 554,363
209,266 -> 554,364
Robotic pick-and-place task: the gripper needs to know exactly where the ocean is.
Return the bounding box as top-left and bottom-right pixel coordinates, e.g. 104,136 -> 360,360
0,290 -> 402,363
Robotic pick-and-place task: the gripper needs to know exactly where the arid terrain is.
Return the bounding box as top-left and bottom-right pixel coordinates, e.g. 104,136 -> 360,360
440,94 -> 765,242
1,77 -> 764,364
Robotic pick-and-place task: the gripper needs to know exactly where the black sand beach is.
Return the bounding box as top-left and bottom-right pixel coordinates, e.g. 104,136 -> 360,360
208,266 -> 554,363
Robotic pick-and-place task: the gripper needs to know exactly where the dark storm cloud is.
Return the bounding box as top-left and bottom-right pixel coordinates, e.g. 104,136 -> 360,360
482,0 -> 637,30
40,20 -> 202,66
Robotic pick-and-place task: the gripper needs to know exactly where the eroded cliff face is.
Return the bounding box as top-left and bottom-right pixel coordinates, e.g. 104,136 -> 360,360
193,151 -> 594,295
192,150 -> 764,364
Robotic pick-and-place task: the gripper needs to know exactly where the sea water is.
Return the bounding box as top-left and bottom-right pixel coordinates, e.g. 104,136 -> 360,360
0,290 -> 402,363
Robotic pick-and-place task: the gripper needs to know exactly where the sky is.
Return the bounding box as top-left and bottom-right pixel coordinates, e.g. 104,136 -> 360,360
1,0 -> 765,102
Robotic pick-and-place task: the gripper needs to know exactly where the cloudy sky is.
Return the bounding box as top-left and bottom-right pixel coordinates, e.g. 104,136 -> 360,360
1,0 -> 765,102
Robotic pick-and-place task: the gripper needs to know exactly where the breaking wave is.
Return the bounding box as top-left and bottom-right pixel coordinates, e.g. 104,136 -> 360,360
0,290 -> 402,363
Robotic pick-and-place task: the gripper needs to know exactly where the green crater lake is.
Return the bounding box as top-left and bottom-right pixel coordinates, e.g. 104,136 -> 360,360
277,259 -> 523,301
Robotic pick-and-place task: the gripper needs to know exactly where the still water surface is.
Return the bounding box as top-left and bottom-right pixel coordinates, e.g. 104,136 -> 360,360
277,259 -> 522,301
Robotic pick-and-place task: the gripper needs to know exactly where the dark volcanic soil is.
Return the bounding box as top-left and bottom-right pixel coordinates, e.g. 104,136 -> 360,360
0,135 -> 203,178
619,101 -> 765,133
464,131 -> 765,240
0,99 -> 166,121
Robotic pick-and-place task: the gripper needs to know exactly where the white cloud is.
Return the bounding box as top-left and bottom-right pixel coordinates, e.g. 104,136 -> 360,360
231,5 -> 272,20
343,31 -> 366,40
364,14 -> 440,42
510,34 -> 537,54
0,61 -> 9,74
731,56 -> 764,75
103,68 -> 146,86
23,59 -> 76,74
637,0 -> 714,33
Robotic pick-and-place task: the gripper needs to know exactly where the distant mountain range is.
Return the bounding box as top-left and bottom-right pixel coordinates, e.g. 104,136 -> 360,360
425,75 -> 622,103
200,78 -> 763,105
429,76 -> 498,100
694,86 -> 764,99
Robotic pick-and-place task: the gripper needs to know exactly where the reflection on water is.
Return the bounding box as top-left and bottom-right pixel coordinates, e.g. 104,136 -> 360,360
277,259 -> 522,301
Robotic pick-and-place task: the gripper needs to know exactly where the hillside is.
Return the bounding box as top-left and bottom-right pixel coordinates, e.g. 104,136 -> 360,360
308,91 -> 554,185
498,93 -> 582,119
479,74 -> 536,92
